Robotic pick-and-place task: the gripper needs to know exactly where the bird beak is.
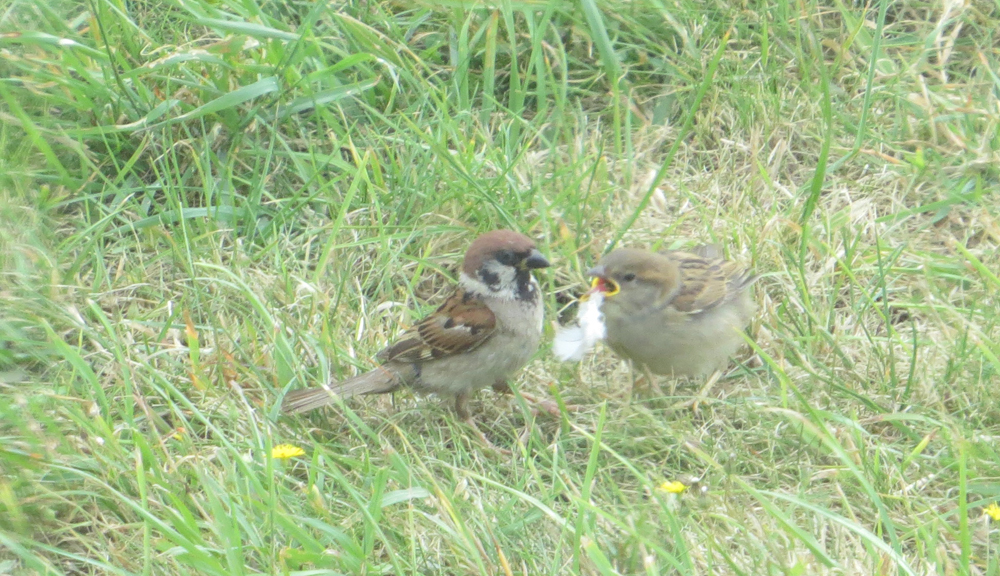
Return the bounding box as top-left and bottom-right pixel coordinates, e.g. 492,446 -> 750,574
584,265 -> 620,297
523,249 -> 551,270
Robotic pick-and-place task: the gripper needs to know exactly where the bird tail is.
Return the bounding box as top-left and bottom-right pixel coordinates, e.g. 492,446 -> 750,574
281,365 -> 412,415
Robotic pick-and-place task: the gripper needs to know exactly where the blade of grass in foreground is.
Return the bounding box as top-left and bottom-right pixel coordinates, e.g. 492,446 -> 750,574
798,42 -> 833,228
0,83 -> 72,183
150,77 -> 281,128
760,489 -> 916,575
573,402 -> 606,573
579,0 -> 624,156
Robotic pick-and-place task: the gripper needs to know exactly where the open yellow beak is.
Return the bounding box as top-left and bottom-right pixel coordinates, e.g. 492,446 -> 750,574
580,276 -> 620,301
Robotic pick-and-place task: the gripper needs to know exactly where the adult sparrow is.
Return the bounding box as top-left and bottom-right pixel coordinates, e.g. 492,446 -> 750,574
587,245 -> 756,379
282,230 -> 551,424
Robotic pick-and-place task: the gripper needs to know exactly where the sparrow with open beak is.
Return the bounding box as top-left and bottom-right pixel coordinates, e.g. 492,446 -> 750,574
282,230 -> 551,431
586,245 -> 757,383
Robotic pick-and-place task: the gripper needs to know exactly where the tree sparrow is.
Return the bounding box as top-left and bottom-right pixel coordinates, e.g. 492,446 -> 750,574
586,245 -> 757,378
282,230 -> 551,424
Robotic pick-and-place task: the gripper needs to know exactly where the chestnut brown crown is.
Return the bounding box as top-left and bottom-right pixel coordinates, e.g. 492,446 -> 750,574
462,230 -> 550,276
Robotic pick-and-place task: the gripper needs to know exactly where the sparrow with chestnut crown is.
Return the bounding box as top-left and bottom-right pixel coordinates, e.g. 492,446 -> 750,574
282,230 -> 551,428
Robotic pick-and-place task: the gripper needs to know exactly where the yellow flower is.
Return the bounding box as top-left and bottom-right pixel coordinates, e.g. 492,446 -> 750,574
984,503 -> 1000,521
271,444 -> 306,460
656,481 -> 689,494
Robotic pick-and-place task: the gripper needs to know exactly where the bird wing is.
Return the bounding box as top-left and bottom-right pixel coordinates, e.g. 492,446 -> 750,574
663,248 -> 754,314
376,287 -> 497,363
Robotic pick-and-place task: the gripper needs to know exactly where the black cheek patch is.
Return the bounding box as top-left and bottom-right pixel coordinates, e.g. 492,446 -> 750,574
443,318 -> 455,328
479,268 -> 501,290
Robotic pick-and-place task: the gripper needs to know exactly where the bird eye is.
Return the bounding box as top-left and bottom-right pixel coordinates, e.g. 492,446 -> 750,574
496,249 -> 518,266
621,273 -> 637,282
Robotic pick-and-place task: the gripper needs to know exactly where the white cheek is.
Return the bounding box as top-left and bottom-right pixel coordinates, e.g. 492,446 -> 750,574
485,261 -> 518,285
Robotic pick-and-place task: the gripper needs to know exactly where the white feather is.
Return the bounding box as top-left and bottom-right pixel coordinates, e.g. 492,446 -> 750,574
553,292 -> 606,362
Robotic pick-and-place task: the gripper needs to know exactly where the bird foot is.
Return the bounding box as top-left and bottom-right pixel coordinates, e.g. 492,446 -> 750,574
668,370 -> 723,415
632,365 -> 667,399
517,391 -> 581,418
669,396 -> 717,414
463,417 -> 512,456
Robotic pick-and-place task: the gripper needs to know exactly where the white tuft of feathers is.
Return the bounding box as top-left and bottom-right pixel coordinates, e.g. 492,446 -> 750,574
553,292 -> 606,362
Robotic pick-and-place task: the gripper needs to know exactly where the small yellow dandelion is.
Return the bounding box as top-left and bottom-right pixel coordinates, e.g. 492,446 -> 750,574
656,481 -> 689,494
984,503 -> 1000,521
271,444 -> 305,460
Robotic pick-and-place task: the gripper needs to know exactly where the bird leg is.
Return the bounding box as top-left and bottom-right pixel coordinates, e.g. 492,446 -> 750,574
647,365 -> 668,398
491,381 -> 512,394
630,363 -> 666,398
455,391 -> 472,421
670,369 -> 723,413
455,392 -> 511,455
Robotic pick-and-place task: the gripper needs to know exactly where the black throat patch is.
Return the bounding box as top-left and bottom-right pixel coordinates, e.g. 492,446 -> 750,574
515,270 -> 537,301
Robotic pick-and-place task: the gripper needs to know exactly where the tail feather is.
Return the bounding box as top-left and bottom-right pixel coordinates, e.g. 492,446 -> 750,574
281,365 -> 412,415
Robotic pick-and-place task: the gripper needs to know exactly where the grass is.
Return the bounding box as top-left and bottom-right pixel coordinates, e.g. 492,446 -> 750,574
1,0 -> 999,573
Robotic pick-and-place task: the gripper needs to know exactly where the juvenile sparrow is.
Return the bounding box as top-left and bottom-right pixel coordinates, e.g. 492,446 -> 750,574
282,230 -> 551,424
587,245 -> 756,379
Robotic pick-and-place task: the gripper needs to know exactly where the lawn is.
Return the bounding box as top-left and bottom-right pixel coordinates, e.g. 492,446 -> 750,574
2,0 -> 999,574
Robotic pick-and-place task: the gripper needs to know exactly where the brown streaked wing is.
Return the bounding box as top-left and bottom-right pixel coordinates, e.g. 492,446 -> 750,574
686,243 -> 723,260
376,288 -> 497,364
665,251 -> 732,314
681,245 -> 756,290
